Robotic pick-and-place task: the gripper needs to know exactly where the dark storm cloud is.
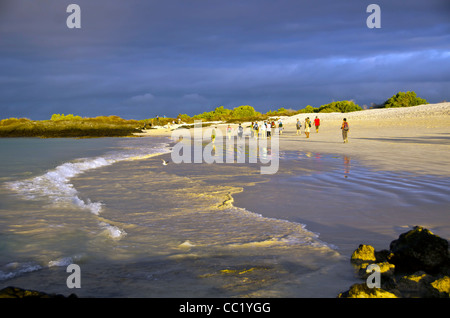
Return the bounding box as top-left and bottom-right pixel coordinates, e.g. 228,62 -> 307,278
0,0 -> 449,119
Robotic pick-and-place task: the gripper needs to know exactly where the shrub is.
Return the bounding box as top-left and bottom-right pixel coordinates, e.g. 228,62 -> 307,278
303,105 -> 316,113
231,105 -> 262,118
177,114 -> 192,123
318,100 -> 362,113
0,117 -> 32,126
266,107 -> 299,117
50,114 -> 83,121
192,105 -> 262,122
383,91 -> 428,108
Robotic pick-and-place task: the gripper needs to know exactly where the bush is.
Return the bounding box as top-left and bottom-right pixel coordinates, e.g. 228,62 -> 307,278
302,105 -> 318,113
51,114 -> 83,121
177,114 -> 192,123
318,100 -> 362,113
383,91 -> 428,108
0,117 -> 31,126
192,105 -> 263,122
0,115 -> 142,137
266,107 -> 299,117
231,105 -> 262,118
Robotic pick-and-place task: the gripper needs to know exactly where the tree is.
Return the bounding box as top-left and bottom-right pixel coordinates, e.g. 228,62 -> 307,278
383,91 -> 428,108
177,114 -> 192,123
231,105 -> 261,118
304,105 -> 315,113
318,101 -> 362,113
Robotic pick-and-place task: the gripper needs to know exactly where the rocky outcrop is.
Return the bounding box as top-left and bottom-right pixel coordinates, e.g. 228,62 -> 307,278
351,244 -> 377,264
0,286 -> 77,298
389,226 -> 449,273
339,226 -> 450,298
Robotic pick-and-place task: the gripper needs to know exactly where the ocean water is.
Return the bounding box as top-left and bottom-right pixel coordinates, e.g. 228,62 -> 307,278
1,137 -> 449,298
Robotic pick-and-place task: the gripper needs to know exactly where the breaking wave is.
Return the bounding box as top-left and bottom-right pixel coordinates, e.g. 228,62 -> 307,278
4,140 -> 171,240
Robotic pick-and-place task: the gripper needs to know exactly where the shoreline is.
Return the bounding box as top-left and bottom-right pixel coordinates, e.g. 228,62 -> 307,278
138,102 -> 450,177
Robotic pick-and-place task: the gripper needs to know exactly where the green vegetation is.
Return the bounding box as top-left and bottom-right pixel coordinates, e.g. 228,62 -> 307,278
51,114 -> 83,121
383,91 -> 428,108
302,105 -> 316,114
266,107 -> 300,117
0,115 -> 144,138
317,100 -> 362,113
190,105 -> 265,123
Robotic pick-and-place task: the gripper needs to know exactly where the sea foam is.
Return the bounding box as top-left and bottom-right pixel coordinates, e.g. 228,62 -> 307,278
0,262 -> 43,281
4,141 -> 170,240
7,157 -> 113,216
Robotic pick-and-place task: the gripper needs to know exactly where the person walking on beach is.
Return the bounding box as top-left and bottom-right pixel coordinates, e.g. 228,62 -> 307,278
227,124 -> 232,139
304,117 -> 311,138
260,121 -> 266,139
254,122 -> 259,138
341,118 -> 349,143
266,122 -> 271,138
278,119 -> 283,135
296,118 -> 302,135
314,116 -> 320,133
238,123 -> 244,139
212,126 -> 217,143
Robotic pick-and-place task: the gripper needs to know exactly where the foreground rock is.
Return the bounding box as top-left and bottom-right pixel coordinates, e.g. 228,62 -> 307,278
389,226 -> 449,273
0,286 -> 77,298
339,226 -> 450,298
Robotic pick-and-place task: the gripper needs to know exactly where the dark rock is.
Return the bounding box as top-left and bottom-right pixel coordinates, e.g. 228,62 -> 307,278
397,271 -> 436,298
389,226 -> 449,273
340,226 -> 450,298
0,286 -> 77,298
374,249 -> 393,263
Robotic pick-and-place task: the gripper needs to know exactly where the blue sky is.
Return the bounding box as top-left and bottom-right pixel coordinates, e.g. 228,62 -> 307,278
1,0 -> 449,119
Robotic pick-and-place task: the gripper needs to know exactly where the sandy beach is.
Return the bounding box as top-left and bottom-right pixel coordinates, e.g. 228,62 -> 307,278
137,102 -> 450,177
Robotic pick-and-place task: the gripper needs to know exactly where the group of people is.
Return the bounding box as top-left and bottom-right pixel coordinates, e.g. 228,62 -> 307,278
296,116 -> 321,138
248,120 -> 284,139
296,116 -> 349,143
218,117 -> 350,143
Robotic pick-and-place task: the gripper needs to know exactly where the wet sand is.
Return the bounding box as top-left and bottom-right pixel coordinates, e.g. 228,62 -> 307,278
233,156 -> 450,254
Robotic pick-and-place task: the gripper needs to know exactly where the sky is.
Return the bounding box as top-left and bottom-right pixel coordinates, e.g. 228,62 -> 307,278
0,0 -> 449,120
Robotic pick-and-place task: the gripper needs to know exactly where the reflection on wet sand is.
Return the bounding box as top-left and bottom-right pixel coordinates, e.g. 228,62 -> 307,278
344,156 -> 350,178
